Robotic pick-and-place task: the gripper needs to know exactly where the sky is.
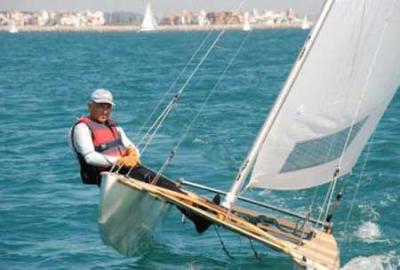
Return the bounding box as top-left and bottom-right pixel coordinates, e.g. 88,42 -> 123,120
0,0 -> 325,18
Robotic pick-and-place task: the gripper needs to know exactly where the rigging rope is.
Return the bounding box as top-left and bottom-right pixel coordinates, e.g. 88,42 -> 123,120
136,0 -> 249,157
324,0 -> 394,223
138,94 -> 180,155
214,226 -> 234,259
317,174 -> 335,226
322,0 -> 368,223
136,29 -> 226,155
151,31 -> 252,184
308,186 -> 320,222
249,239 -> 262,261
308,129 -> 338,225
342,134 -> 375,246
112,32 -> 215,174
136,30 -> 215,147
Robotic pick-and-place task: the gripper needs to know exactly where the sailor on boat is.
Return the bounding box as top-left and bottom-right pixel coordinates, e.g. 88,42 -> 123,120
69,89 -> 211,233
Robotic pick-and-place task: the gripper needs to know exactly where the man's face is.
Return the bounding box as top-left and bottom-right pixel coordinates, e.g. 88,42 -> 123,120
88,102 -> 112,123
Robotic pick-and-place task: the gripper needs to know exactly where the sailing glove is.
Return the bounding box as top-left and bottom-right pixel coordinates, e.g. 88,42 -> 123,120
125,146 -> 139,157
116,147 -> 140,168
116,154 -> 139,168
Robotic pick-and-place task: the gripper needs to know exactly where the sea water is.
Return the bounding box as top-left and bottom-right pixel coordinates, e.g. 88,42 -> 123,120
0,30 -> 399,269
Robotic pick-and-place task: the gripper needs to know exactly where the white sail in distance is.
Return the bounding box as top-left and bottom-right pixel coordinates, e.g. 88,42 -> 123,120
243,12 -> 252,32
8,20 -> 18,33
247,0 -> 400,190
141,2 -> 158,32
301,16 -> 310,30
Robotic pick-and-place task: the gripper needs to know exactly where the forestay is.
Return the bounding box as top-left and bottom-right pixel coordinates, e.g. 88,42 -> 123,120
249,0 -> 400,190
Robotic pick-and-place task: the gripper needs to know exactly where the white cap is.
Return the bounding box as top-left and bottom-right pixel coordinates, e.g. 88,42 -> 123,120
90,89 -> 114,106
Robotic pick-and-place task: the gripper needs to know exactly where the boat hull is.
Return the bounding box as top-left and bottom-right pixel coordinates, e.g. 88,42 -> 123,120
98,172 -> 170,256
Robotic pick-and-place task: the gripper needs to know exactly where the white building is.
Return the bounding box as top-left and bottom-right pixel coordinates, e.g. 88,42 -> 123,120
198,9 -> 209,25
85,10 -> 105,26
0,13 -> 7,25
181,10 -> 187,25
59,13 -> 80,27
37,10 -> 49,26
9,11 -> 25,26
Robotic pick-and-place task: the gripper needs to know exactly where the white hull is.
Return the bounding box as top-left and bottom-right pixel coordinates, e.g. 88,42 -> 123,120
98,172 -> 170,256
9,26 -> 18,33
243,23 -> 251,32
139,27 -> 156,32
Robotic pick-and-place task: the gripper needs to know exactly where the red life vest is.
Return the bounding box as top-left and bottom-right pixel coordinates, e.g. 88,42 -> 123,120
78,117 -> 127,157
71,117 -> 127,185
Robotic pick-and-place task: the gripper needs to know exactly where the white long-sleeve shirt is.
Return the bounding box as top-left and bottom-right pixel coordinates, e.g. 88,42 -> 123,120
70,122 -> 139,167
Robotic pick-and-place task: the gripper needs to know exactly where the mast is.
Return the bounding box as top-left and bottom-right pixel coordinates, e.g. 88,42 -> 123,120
222,0 -> 336,209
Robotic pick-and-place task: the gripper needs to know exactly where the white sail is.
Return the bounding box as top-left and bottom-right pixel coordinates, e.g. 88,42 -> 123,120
8,20 -> 18,34
247,0 -> 400,190
140,2 -> 158,32
243,12 -> 252,32
301,16 -> 310,30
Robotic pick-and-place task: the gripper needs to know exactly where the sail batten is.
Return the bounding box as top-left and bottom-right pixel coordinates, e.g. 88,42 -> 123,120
247,0 -> 400,190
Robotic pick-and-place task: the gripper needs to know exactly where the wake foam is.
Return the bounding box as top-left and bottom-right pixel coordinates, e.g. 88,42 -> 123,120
342,253 -> 400,270
355,221 -> 381,242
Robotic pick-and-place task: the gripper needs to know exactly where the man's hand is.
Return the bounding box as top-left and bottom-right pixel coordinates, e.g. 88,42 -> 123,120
125,146 -> 138,156
116,147 -> 140,168
116,154 -> 139,168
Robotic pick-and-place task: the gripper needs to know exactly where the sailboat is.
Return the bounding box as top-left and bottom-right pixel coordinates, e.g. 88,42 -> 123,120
301,16 -> 310,30
8,21 -> 19,34
243,12 -> 252,32
98,0 -> 400,268
140,2 -> 158,32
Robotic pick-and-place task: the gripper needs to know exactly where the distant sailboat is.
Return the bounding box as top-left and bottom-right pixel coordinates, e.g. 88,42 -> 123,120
301,16 -> 310,30
140,2 -> 157,32
8,21 -> 18,34
242,12 -> 251,32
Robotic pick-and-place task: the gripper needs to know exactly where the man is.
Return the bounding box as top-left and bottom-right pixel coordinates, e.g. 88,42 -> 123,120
70,89 -> 211,233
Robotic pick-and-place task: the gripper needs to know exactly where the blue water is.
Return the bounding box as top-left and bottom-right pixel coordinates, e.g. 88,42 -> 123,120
0,30 -> 399,269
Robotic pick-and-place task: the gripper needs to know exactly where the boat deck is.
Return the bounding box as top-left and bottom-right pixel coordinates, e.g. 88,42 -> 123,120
117,175 -> 340,269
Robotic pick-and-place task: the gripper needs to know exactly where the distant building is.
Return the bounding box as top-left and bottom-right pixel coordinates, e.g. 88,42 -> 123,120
104,12 -> 142,25
84,10 -> 105,26
59,12 -> 80,27
8,11 -> 25,26
286,8 -> 296,21
198,9 -> 209,25
0,7 -> 303,27
0,13 -> 7,25
52,10 -> 105,27
37,10 -> 49,26
180,10 -> 200,25
47,11 -> 58,25
158,10 -> 289,26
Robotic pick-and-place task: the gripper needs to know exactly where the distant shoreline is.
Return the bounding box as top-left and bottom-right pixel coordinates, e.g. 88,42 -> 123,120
0,23 -> 306,32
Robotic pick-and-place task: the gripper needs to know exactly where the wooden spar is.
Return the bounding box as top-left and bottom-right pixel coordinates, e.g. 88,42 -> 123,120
116,174 -> 340,269
181,179 -> 329,227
